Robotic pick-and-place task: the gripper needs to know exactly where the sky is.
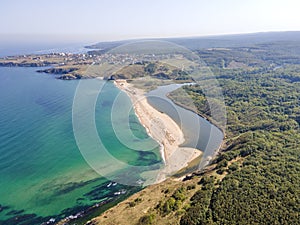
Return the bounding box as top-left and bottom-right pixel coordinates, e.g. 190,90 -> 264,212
1,0 -> 300,42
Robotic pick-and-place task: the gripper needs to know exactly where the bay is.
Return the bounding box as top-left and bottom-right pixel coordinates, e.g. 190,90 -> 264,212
0,67 -> 161,224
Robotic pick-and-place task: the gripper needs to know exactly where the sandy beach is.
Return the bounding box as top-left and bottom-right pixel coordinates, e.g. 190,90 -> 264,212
114,80 -> 202,183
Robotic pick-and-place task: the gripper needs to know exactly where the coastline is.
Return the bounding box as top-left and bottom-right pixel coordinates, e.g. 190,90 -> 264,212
166,92 -> 226,136
114,80 -> 202,183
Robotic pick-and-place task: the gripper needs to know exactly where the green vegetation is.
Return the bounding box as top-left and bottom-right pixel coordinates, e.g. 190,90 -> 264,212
87,36 -> 300,225
30,34 -> 299,225
172,43 -> 300,224
180,177 -> 215,225
157,187 -> 187,216
137,214 -> 156,225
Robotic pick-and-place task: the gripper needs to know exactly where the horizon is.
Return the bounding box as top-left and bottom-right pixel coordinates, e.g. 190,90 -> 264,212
1,30 -> 300,45
0,30 -> 299,57
1,0 -> 300,44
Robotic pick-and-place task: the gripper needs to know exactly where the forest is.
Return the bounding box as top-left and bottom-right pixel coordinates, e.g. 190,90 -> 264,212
172,40 -> 300,224
66,33 -> 300,225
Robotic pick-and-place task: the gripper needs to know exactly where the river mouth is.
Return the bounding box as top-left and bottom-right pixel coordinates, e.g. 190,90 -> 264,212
0,67 -> 223,225
146,83 -> 224,168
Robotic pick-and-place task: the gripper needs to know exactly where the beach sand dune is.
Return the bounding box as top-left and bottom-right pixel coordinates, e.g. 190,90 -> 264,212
114,80 -> 201,183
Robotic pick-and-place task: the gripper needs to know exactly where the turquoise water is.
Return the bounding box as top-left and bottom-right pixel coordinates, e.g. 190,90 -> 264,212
0,67 -> 161,224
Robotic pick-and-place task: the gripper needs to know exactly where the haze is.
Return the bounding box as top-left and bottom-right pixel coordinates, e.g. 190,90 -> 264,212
1,0 -> 300,43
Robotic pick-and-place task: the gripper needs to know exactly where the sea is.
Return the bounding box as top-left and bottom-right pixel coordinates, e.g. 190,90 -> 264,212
0,65 -> 162,224
0,44 -> 223,224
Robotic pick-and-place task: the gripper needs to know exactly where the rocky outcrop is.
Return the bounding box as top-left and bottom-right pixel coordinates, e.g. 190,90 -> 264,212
0,62 -> 52,67
108,74 -> 128,80
57,74 -> 82,80
36,67 -> 85,80
36,67 -> 78,75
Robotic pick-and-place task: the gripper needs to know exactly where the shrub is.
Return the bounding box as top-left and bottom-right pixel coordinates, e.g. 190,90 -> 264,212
137,214 -> 156,225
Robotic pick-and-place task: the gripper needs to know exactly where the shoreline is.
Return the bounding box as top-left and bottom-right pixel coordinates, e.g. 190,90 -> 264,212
53,79 -> 224,225
114,80 -> 202,183
166,92 -> 226,136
